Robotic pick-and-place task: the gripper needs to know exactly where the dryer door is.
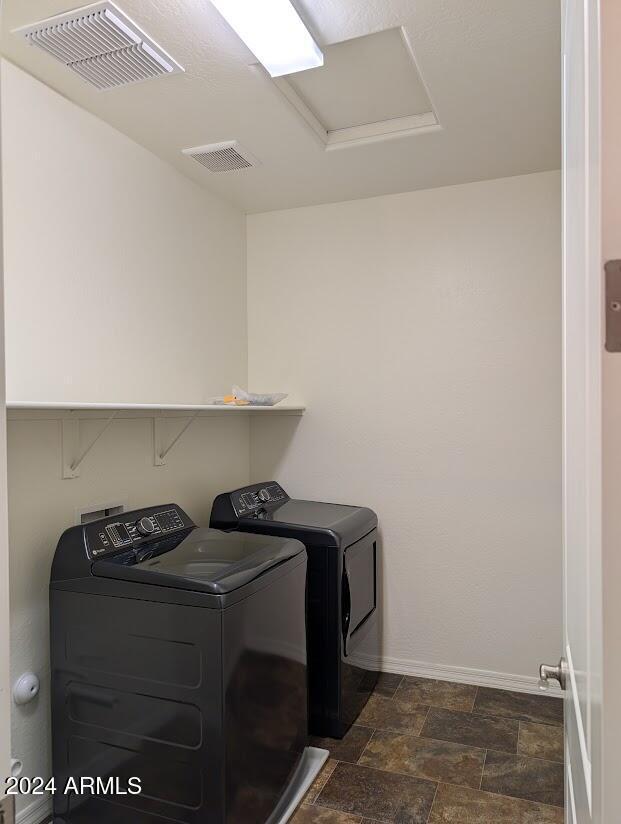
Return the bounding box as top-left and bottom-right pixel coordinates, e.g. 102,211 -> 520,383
342,529 -> 377,655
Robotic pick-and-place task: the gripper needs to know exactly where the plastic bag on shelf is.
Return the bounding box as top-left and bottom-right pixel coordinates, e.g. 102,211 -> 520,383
231,385 -> 288,406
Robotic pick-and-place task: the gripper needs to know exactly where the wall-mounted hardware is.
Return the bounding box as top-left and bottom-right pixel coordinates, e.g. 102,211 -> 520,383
538,658 -> 568,691
153,411 -> 201,466
605,260 -> 621,352
62,411 -> 119,479
13,672 -> 40,706
77,502 -> 125,525
9,760 -> 23,779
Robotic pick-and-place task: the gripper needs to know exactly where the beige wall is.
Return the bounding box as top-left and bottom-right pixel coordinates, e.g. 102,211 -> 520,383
247,171 -> 562,686
1,61 -> 251,819
1,60 -> 247,405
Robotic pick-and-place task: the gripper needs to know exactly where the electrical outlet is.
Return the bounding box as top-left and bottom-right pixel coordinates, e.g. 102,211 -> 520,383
0,795 -> 15,824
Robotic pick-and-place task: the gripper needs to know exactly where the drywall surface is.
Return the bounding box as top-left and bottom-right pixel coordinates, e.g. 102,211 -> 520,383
1,60 -> 247,404
1,60 -> 250,817
7,413 -> 250,818
247,171 -> 562,684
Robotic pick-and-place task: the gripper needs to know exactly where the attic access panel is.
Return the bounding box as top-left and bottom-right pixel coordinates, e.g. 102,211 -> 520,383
269,27 -> 439,149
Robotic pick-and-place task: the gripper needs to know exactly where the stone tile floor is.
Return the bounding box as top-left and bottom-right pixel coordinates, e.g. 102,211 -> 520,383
293,673 -> 564,824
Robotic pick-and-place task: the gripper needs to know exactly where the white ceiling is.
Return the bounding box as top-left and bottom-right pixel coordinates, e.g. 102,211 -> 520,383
0,0 -> 560,213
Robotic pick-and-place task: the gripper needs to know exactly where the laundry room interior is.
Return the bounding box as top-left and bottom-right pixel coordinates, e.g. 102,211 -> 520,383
0,2 -> 569,824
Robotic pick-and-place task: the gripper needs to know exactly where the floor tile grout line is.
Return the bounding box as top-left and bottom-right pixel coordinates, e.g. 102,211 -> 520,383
388,674 -> 404,697
309,758 -> 340,806
419,739 -> 519,757
358,724 -> 428,738
313,795 -> 390,821
320,755 -> 467,785
397,702 -> 557,724
484,790 -> 564,811
426,782 -> 565,815
478,784 -> 565,809
417,704 -> 432,736
425,780 -> 441,824
467,711 -> 564,728
366,720 -> 519,757
495,751 -> 566,767
369,727 -> 488,754
357,728 -> 377,763
417,701 -> 563,726
481,716 -> 563,731
323,752 -> 489,793
479,749 -> 488,790
470,684 -> 479,714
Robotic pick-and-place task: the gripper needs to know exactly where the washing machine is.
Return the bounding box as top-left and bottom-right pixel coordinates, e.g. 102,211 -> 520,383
50,503 -> 315,824
210,483 -> 380,739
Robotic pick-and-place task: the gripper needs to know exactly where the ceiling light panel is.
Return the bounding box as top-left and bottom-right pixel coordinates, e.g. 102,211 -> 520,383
13,2 -> 183,91
209,0 -> 323,77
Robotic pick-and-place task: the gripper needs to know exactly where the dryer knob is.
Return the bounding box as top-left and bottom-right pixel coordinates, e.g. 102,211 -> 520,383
258,488 -> 270,502
136,516 -> 155,536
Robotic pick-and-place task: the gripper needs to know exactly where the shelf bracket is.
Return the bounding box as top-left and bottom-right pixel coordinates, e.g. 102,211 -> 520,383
153,411 -> 201,466
62,411 -> 119,479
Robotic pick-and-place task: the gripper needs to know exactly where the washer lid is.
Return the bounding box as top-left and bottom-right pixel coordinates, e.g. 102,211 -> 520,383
92,528 -> 304,595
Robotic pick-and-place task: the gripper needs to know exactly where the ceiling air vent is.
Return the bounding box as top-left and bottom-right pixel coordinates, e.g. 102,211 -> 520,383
13,1 -> 184,91
182,141 -> 260,173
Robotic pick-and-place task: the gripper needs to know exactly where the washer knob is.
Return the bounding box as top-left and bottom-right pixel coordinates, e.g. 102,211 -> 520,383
258,488 -> 270,502
136,516 -> 155,536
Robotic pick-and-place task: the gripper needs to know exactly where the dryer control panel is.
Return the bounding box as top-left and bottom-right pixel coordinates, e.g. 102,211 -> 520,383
86,506 -> 189,559
230,483 -> 288,517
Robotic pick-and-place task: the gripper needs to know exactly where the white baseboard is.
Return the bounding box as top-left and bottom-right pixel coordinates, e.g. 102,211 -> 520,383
16,795 -> 52,824
351,652 -> 563,697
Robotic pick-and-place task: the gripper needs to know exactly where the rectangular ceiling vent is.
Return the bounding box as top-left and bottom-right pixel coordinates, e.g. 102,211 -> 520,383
13,1 -> 184,91
182,141 -> 260,173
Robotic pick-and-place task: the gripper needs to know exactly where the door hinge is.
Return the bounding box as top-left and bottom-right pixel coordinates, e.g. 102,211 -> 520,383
0,795 -> 15,824
605,260 -> 621,352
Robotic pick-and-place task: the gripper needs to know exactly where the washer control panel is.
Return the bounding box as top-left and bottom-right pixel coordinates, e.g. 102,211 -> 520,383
231,483 -> 288,517
87,506 -> 188,559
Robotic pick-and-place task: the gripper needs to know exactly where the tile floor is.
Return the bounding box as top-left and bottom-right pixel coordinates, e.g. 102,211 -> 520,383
293,673 -> 564,824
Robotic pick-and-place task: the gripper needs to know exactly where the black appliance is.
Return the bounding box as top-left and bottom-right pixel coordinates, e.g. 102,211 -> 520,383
211,483 -> 380,738
50,504 -> 309,824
